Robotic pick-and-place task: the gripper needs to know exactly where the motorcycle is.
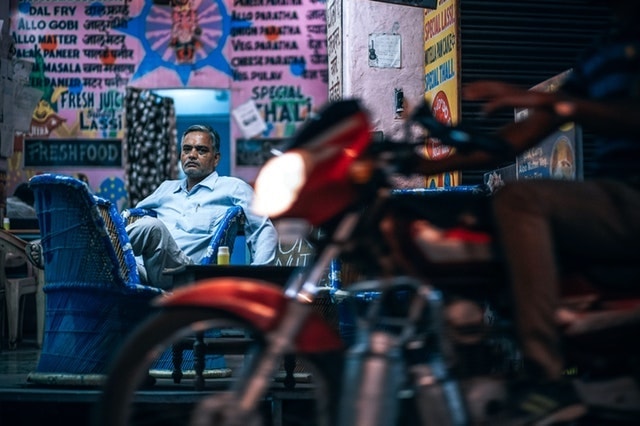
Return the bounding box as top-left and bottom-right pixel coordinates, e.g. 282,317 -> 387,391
94,99 -> 640,426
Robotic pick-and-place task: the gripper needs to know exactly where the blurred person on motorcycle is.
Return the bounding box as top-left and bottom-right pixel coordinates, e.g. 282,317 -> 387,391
413,1 -> 640,424
127,124 -> 278,289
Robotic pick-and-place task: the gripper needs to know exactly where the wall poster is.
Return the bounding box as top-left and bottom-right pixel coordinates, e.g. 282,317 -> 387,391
367,33 -> 401,69
9,0 -> 139,206
8,0 -> 329,205
423,0 -> 460,188
515,70 -> 582,181
483,70 -> 581,191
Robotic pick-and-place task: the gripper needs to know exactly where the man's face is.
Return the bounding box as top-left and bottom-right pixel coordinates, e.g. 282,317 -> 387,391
180,131 -> 220,180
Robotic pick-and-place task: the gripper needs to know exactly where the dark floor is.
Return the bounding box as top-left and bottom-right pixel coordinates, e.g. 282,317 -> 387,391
0,333 -> 319,426
0,334 -> 102,425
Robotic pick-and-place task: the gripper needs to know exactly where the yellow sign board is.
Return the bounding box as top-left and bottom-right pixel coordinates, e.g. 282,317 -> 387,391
423,0 -> 460,188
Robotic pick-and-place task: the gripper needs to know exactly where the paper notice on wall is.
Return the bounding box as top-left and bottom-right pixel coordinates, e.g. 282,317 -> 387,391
14,86 -> 43,132
232,100 -> 267,139
0,57 -> 38,156
368,34 -> 401,68
13,59 -> 33,86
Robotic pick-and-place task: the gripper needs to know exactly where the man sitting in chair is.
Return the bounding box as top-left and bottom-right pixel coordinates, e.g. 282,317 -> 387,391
127,124 -> 277,289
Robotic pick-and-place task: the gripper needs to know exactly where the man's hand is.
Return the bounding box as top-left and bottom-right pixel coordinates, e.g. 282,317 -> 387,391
463,80 -> 558,115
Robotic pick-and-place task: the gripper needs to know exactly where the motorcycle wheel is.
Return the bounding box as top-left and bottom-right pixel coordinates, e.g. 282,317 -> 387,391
93,307 -> 341,426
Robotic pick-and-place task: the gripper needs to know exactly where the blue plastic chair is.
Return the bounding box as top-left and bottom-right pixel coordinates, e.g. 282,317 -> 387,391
27,174 -> 246,386
26,173 -> 164,385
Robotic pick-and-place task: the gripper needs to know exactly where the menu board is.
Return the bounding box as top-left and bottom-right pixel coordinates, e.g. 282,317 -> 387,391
229,0 -> 329,182
12,1 -> 135,140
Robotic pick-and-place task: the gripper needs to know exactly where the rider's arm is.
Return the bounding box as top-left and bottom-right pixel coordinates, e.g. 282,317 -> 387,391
464,79 -> 640,139
554,97 -> 640,139
414,77 -> 640,176
413,107 -> 562,176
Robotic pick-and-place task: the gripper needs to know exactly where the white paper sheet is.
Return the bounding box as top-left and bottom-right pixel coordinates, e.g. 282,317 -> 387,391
232,99 -> 267,139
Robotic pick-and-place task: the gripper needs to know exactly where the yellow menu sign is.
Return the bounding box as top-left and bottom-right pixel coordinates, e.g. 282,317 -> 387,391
423,0 -> 460,188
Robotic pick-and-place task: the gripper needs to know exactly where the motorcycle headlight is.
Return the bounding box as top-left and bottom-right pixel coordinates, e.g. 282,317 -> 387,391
252,151 -> 307,217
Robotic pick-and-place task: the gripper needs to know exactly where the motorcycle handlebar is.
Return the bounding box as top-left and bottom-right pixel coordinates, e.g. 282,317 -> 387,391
410,102 -> 512,156
367,141 -> 427,176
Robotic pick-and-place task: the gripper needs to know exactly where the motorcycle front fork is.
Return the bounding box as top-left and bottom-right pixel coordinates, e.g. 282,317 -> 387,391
337,281 -> 469,426
206,213 -> 362,424
338,330 -> 405,426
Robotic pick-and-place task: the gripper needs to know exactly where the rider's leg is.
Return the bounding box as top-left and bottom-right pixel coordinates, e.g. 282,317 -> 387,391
493,180 -> 564,381
492,178 -> 640,381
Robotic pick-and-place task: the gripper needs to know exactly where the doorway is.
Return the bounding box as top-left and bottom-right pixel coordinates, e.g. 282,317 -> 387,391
152,88 -> 247,264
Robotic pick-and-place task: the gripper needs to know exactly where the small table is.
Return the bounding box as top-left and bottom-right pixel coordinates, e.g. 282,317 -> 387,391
8,229 -> 40,242
171,264 -> 298,288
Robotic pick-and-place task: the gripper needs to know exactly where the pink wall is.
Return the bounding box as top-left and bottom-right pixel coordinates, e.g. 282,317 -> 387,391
342,1 -> 425,132
339,0 -> 428,187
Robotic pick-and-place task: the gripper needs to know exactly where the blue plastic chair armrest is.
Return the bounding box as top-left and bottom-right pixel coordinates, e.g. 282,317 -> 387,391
122,208 -> 158,224
200,206 -> 245,265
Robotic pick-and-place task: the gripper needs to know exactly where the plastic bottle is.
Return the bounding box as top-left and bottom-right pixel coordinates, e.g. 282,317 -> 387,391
3,217 -> 10,230
217,246 -> 230,265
